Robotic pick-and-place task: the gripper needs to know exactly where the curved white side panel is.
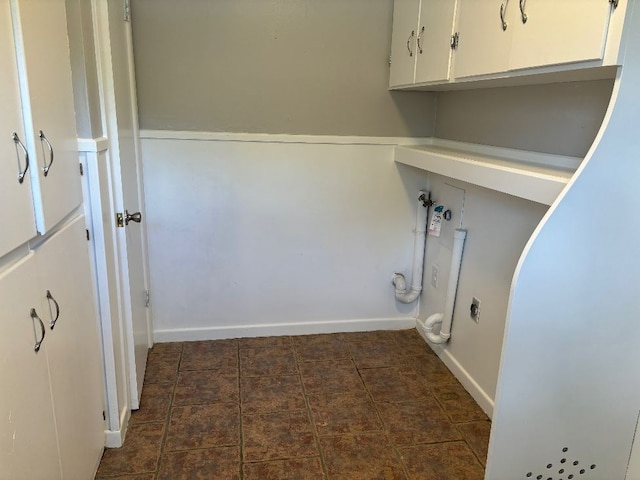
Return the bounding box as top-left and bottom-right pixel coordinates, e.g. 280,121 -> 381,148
486,2 -> 640,478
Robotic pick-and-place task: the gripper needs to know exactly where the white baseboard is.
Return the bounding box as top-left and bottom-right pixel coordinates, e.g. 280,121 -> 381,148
104,405 -> 131,448
154,317 -> 416,343
416,321 -> 495,419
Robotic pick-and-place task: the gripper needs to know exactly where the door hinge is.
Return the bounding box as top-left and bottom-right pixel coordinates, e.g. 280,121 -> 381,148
116,212 -> 124,228
450,32 -> 460,50
144,289 -> 151,308
79,163 -> 84,176
102,410 -> 106,421
124,0 -> 131,22
86,229 -> 90,241
388,55 -> 392,66
610,0 -> 619,8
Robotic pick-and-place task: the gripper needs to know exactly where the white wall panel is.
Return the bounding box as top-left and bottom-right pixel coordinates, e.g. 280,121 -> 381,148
142,134 -> 429,340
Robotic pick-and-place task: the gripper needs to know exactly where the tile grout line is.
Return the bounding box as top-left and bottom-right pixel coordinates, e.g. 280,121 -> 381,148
237,340 -> 245,480
421,340 -> 489,473
155,343 -> 184,480
294,338 -> 331,479
452,422 -> 488,468
354,339 -> 415,480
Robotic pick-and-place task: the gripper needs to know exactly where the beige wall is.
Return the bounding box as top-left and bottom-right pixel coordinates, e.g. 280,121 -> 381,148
435,80 -> 614,157
419,173 -> 547,409
130,0 -> 436,137
65,0 -> 102,138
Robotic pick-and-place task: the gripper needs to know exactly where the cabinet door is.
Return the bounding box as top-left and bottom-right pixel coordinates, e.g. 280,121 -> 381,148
11,0 -> 82,234
414,0 -> 457,83
389,0 -> 421,87
36,215 -> 104,480
0,254 -> 62,480
0,0 -> 36,257
452,0 -> 513,79
509,0 -> 612,71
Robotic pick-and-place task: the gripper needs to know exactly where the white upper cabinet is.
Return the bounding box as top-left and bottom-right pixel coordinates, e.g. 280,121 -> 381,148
390,0 -> 422,87
390,0 -> 457,87
451,0 -> 513,79
415,0 -> 458,83
509,0 -> 613,71
389,0 -> 626,88
0,0 -> 36,258
11,0 -> 82,234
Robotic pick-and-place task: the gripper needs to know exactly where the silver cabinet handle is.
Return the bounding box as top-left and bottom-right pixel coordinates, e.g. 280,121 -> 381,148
12,132 -> 30,184
30,308 -> 46,353
39,130 -> 54,177
125,210 -> 142,225
519,0 -> 528,23
417,26 -> 425,54
46,290 -> 60,330
500,0 -> 510,31
406,30 -> 415,57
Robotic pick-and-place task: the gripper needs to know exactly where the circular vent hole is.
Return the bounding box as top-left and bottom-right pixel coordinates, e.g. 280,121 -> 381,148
590,465 -> 596,470
562,447 -> 569,452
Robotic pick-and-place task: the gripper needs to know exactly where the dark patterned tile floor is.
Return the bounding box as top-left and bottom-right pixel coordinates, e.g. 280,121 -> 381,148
96,329 -> 489,479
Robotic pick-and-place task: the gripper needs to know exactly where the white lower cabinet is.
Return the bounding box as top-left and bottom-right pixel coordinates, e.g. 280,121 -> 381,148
37,215 -> 105,480
0,253 -> 61,480
0,215 -> 104,480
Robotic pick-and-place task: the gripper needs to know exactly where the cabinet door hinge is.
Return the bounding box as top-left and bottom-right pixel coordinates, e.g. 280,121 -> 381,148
450,32 -> 460,50
145,289 -> 151,308
116,212 -> 124,228
79,163 -> 84,176
124,0 -> 131,22
610,0 -> 619,8
86,229 -> 90,241
102,410 -> 106,421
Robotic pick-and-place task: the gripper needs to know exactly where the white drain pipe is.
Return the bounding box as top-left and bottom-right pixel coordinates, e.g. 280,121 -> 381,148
422,229 -> 467,344
392,190 -> 431,304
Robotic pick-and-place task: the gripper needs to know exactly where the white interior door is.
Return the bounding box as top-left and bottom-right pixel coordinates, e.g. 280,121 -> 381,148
105,0 -> 151,408
0,0 -> 35,258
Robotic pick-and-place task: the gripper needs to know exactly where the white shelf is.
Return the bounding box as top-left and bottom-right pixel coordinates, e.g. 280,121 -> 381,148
395,139 -> 579,205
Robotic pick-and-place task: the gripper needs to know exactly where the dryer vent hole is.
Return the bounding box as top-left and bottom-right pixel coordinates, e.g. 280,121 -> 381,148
524,447 -> 597,479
